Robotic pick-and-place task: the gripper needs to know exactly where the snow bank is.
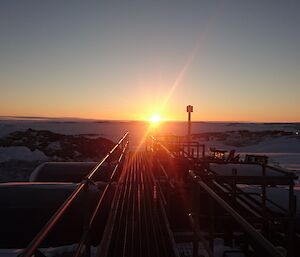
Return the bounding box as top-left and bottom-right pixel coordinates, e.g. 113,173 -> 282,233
0,147 -> 48,162
237,137 -> 300,153
0,120 -> 299,171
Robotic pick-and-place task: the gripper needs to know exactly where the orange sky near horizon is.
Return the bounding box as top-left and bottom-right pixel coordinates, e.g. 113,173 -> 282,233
0,100 -> 298,123
1,1 -> 299,123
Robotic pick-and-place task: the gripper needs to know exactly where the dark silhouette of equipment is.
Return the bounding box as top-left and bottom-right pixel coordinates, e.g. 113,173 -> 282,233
0,132 -> 298,257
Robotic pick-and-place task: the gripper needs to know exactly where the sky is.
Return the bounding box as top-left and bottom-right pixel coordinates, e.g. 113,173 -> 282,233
0,0 -> 299,122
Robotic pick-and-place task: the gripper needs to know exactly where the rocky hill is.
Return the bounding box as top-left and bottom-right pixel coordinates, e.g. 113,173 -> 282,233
0,128 -> 118,161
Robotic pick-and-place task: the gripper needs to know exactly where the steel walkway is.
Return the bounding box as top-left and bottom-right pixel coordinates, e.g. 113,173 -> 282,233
97,151 -> 179,257
8,132 -> 298,257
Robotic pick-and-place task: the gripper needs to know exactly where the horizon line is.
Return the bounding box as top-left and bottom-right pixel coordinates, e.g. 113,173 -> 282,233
0,115 -> 299,124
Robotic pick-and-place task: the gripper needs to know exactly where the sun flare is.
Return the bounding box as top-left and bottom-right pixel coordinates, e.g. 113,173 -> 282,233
150,114 -> 161,123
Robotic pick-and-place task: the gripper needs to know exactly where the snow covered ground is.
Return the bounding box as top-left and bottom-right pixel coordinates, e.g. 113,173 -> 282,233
0,146 -> 48,162
197,135 -> 300,173
0,118 -> 299,182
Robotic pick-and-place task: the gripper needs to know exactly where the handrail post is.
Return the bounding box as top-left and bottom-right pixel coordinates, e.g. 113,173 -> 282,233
83,179 -> 92,257
192,216 -> 199,257
208,176 -> 215,252
261,164 -> 268,236
232,168 -> 237,207
287,181 -> 296,257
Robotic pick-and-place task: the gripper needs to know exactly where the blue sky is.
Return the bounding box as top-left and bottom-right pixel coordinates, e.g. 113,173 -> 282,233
0,0 -> 299,121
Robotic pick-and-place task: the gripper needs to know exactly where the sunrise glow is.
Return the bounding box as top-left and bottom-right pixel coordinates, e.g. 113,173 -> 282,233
0,1 -> 299,122
150,114 -> 161,123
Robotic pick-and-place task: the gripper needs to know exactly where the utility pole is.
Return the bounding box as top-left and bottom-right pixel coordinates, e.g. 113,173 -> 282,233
187,105 -> 193,155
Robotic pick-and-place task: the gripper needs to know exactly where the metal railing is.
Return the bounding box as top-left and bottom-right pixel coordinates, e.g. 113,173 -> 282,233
147,135 -> 205,160
189,170 -> 288,257
19,132 -> 129,257
148,134 -> 298,256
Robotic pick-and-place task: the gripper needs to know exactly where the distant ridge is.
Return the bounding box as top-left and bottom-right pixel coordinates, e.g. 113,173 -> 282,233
0,116 -> 299,124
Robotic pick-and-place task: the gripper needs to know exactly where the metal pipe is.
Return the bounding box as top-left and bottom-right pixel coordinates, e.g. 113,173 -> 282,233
287,182 -> 296,257
73,230 -> 89,257
21,183 -> 86,257
20,132 -> 129,257
189,213 -> 214,257
87,132 -> 129,180
189,170 -> 285,257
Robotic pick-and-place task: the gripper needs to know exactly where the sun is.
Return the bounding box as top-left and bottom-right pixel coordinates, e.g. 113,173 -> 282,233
150,114 -> 161,123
